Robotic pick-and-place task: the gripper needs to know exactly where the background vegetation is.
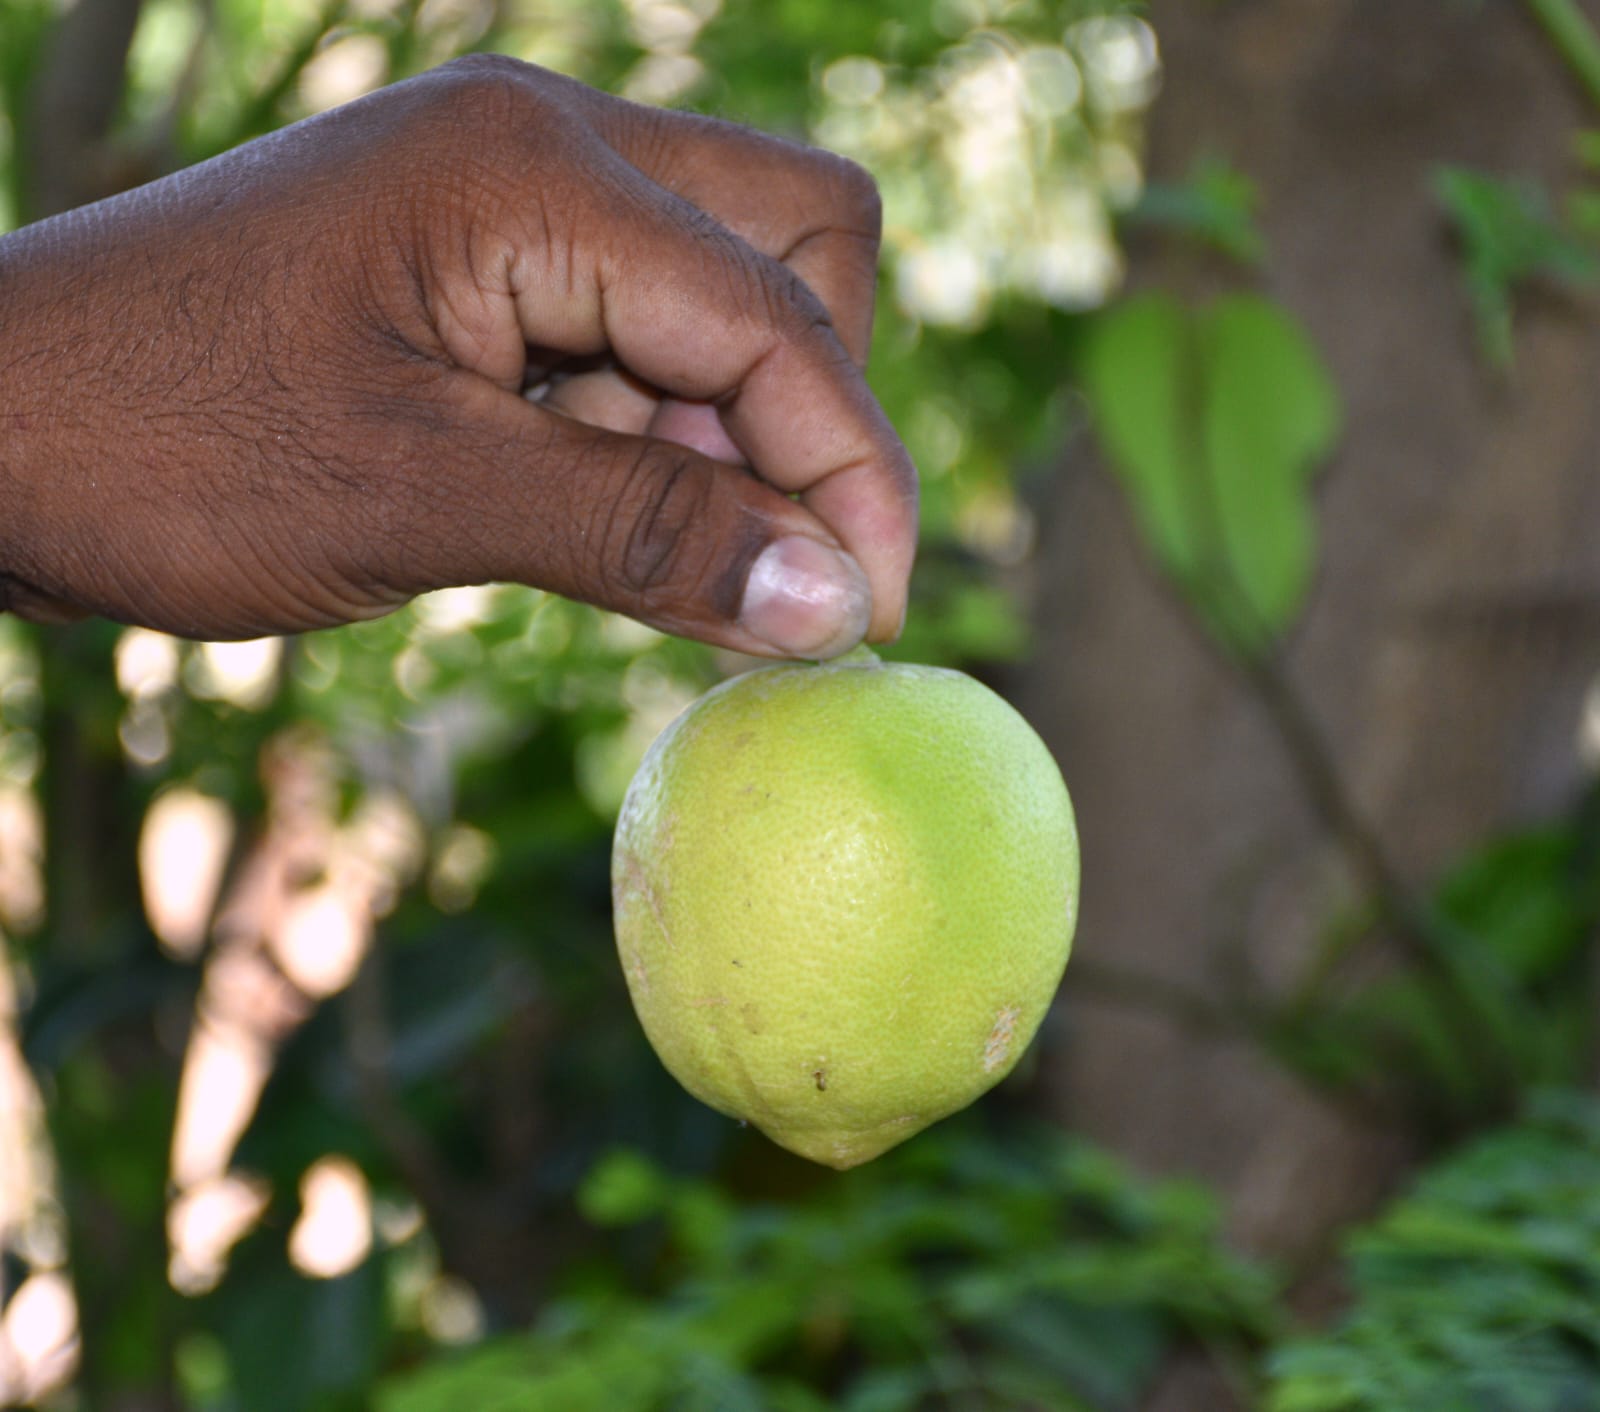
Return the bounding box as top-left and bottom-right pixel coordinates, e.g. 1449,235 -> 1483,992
1,1 -> 1597,1408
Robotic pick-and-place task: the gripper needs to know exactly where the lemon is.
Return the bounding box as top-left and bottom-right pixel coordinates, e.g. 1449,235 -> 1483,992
611,650 -> 1078,1169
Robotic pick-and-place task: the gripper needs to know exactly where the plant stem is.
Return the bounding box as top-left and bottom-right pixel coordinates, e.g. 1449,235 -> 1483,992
1240,652 -> 1445,973
1524,0 -> 1600,113
1241,649 -> 1533,1102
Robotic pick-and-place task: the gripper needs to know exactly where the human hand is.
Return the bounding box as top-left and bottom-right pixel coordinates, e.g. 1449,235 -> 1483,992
0,56 -> 917,657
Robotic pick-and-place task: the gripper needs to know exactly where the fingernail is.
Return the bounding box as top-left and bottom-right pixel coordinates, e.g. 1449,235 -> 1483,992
740,537 -> 872,659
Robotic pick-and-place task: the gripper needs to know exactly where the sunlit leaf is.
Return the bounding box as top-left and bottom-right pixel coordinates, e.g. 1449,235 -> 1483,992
1076,292 -> 1199,579
1079,291 -> 1342,655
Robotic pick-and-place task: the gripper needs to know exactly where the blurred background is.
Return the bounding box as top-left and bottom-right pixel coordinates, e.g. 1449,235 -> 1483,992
2,0 -> 1600,1408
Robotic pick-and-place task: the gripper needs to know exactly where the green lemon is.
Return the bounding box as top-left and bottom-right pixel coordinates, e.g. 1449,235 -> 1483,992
611,650 -> 1078,1169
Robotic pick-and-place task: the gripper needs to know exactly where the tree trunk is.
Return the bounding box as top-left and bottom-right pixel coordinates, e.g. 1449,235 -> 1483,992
1021,0 -> 1600,1278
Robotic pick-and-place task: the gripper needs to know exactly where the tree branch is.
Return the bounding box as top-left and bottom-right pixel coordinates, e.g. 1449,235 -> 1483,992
1239,651 -> 1443,969
1523,0 -> 1600,113
25,0 -> 146,219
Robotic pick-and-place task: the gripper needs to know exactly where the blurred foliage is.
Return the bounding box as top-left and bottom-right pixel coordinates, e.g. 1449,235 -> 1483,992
1267,1091 -> 1600,1412
1128,154 -> 1266,266
1076,291 -> 1341,658
1274,793 -> 1600,1138
4,0 -> 1600,1408
1433,164 -> 1600,368
0,1 -> 1183,1408
382,1126 -> 1278,1411
1523,0 -> 1600,113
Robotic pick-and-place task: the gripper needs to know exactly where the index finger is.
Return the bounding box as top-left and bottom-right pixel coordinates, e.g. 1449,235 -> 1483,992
593,99 -> 884,368
553,167 -> 915,642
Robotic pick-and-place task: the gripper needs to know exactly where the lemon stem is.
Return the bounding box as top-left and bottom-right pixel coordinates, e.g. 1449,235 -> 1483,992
822,643 -> 883,668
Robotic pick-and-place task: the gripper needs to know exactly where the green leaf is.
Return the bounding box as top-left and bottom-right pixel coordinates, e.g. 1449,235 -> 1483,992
1130,154 -> 1268,265
1289,802 -> 1600,1123
1433,165 -> 1600,367
382,1125 -> 1276,1412
974,1296 -> 1166,1407
1434,825 -> 1600,984
1267,1091 -> 1600,1412
1077,292 -> 1200,578
665,1351 -> 772,1412
1202,294 -> 1340,638
839,1367 -> 932,1412
1078,291 -> 1342,654
578,1149 -> 669,1227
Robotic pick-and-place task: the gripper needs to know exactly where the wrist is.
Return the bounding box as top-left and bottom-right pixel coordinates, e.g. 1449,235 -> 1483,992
0,215 -> 111,617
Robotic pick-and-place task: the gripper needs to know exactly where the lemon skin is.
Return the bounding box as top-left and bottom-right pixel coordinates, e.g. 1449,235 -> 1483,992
611,652 -> 1078,1169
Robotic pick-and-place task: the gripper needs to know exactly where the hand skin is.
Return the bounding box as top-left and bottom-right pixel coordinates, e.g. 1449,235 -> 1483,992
0,56 -> 918,658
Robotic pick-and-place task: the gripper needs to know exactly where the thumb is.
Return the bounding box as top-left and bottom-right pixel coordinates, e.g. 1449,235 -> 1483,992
404,381 -> 873,659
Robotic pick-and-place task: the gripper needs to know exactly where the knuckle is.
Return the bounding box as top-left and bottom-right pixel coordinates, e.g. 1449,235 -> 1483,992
687,222 -> 833,345
420,55 -> 565,145
406,58 -> 535,175
608,448 -> 718,599
762,257 -> 836,339
601,96 -> 684,176
820,152 -> 883,238
430,52 -> 537,101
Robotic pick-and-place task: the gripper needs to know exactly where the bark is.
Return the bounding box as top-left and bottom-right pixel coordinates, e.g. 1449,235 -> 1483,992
1020,0 -> 1600,1283
25,0 -> 146,219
